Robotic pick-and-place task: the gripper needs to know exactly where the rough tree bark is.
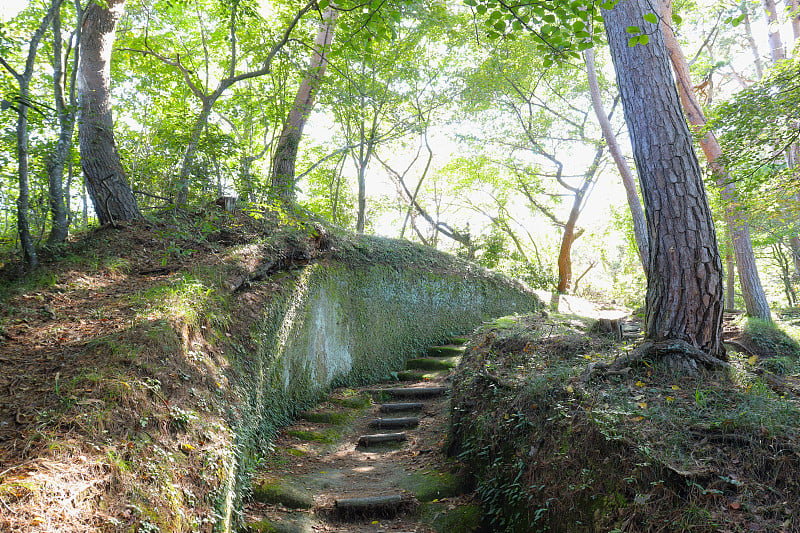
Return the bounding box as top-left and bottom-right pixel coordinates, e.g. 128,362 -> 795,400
78,0 -> 142,225
47,1 -> 83,246
603,0 -> 725,361
270,6 -> 338,205
661,0 -> 771,321
584,48 -> 649,275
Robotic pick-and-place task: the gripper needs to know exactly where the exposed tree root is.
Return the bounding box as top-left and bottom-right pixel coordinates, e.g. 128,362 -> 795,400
581,340 -> 729,384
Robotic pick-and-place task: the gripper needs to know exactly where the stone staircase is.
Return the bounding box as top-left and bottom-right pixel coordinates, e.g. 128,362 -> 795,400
241,339 -> 479,533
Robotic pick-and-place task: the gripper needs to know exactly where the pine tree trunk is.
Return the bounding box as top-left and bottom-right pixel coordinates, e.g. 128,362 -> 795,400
603,0 -> 725,359
270,7 -> 337,204
661,0 -> 771,321
584,48 -> 649,275
77,0 -> 141,225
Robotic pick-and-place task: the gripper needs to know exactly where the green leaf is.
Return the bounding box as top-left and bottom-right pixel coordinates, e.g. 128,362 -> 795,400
628,36 -> 639,47
643,12 -> 657,24
638,34 -> 649,45
476,4 -> 487,14
672,12 -> 682,24
463,0 -> 477,5
573,20 -> 585,31
626,25 -> 641,34
543,13 -> 556,23
493,20 -> 506,31
512,20 -> 522,30
317,0 -> 330,10
543,57 -> 554,68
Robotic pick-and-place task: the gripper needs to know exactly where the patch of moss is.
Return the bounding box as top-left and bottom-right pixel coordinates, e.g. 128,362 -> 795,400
419,502 -> 482,532
406,357 -> 459,371
239,512 -> 314,533
251,480 -> 315,509
428,345 -> 466,357
395,370 -> 446,381
399,470 -> 466,502
286,429 -> 340,444
329,395 -> 372,409
448,337 -> 470,345
298,411 -> 350,425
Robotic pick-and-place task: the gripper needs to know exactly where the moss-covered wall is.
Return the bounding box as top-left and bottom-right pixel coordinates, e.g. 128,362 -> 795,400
221,258 -> 541,530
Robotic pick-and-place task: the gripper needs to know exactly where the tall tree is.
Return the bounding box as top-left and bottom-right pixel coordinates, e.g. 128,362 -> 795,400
0,0 -> 65,269
584,47 -> 649,275
603,0 -> 725,362
77,0 -> 142,224
661,0 -> 771,321
46,0 -> 83,246
270,5 -> 338,204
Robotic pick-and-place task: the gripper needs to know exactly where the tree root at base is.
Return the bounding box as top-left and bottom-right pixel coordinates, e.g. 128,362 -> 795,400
580,340 -> 729,384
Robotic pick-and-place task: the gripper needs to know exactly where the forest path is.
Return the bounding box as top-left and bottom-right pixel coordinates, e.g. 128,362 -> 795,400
241,341 -> 479,533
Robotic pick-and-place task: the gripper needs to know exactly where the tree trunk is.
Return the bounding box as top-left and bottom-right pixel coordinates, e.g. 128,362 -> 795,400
741,1 -> 764,79
175,99 -> 216,205
584,48 -> 649,275
725,245 -> 735,311
270,6 -> 337,204
556,145 -> 603,293
2,0 -> 65,269
47,2 -> 81,246
661,0 -> 771,321
77,0 -> 141,225
763,0 -> 786,62
790,0 -> 800,40
603,0 -> 725,359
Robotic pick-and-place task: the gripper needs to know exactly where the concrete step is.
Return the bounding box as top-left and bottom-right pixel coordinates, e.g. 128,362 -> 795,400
369,417 -> 419,429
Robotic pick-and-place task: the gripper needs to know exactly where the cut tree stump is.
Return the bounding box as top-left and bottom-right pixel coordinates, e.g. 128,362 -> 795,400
369,417 -> 419,429
380,402 -> 423,413
357,432 -> 407,447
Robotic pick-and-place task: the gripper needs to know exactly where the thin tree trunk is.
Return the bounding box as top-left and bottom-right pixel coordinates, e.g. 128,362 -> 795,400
604,0 -> 725,359
584,48 -> 649,275
270,6 -> 338,204
175,99 -> 216,205
556,145 -> 603,293
763,0 -> 786,62
0,0 -> 65,269
661,0 -> 771,321
740,1 -> 764,79
47,2 -> 82,246
78,0 -> 141,225
726,248 -> 735,311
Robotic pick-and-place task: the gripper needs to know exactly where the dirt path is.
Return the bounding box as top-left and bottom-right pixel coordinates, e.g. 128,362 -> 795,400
241,344 -> 479,533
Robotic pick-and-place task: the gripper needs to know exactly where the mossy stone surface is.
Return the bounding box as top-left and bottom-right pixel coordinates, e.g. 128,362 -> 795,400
406,357 -> 459,371
286,428 -> 340,443
398,470 -> 466,502
251,480 -> 315,509
419,502 -> 482,532
428,345 -> 467,357
396,370 -> 447,381
239,512 -> 315,533
448,337 -> 470,345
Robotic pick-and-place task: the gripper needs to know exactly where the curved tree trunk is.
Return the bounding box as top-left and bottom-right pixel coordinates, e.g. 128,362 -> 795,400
556,145 -> 603,293
604,0 -> 725,359
270,6 -> 338,204
78,0 -> 141,225
661,0 -> 771,321
584,48 -> 649,275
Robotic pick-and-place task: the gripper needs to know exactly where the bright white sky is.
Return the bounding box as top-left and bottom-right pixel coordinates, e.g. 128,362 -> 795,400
0,0 -> 28,21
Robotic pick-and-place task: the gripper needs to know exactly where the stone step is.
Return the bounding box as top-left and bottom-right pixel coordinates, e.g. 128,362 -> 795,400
395,369 -> 447,381
357,432 -> 407,447
448,337 -> 470,345
405,357 -> 459,371
380,402 -> 424,413
369,417 -> 419,429
427,344 -> 466,357
371,387 -> 449,398
334,493 -> 414,517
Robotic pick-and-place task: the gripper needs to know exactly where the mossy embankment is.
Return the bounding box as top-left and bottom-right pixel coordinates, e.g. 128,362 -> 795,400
0,208 -> 540,532
447,313 -> 800,532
